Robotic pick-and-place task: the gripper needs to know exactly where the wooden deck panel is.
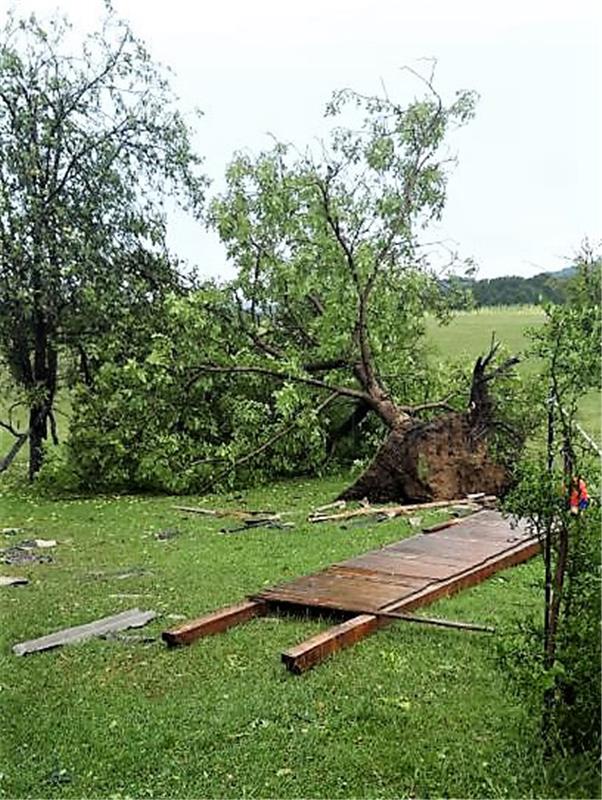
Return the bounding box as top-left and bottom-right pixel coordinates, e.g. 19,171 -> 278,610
280,531 -> 539,672
162,510 -> 539,672
260,511 -> 532,617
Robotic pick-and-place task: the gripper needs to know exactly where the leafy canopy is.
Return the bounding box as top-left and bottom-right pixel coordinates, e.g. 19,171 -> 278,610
208,72 -> 477,404
0,7 -> 206,475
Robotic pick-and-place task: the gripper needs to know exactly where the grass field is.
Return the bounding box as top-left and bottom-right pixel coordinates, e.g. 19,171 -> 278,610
1,477 -> 598,799
427,306 -> 600,444
1,305 -> 600,799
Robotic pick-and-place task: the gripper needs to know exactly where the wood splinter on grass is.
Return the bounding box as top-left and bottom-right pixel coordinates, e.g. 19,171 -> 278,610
173,505 -> 282,522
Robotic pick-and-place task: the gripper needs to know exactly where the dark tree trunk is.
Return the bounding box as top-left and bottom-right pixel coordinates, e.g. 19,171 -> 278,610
28,403 -> 48,481
339,347 -> 519,504
26,304 -> 58,480
325,400 -> 371,461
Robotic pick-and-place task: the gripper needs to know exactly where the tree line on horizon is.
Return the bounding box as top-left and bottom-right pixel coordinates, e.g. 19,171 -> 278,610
458,269 -> 573,308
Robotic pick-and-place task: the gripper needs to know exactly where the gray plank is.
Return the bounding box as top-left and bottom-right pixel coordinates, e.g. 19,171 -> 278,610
13,608 -> 156,656
0,575 -> 28,587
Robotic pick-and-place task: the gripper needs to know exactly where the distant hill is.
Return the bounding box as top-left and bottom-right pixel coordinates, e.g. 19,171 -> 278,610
459,268 -> 573,308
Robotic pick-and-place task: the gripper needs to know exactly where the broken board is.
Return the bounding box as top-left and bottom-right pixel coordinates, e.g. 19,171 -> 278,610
13,608 -> 156,656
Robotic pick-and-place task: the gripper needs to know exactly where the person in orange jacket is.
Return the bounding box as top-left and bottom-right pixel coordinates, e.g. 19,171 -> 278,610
569,476 -> 589,515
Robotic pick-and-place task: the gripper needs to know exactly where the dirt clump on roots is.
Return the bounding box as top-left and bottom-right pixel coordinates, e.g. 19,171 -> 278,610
338,412 -> 509,504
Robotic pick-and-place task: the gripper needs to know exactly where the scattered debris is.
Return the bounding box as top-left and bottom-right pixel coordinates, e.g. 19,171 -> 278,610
18,538 -> 57,549
13,607 -> 157,656
422,515 -> 481,534
220,518 -> 294,534
86,567 -> 150,581
1,545 -> 53,566
173,505 -> 282,522
154,528 -> 180,541
1,527 -> 23,536
173,505 -> 222,517
408,516 -> 423,528
108,593 -> 147,599
313,499 -> 346,514
47,767 -> 72,786
0,575 -> 28,587
309,496 -> 492,524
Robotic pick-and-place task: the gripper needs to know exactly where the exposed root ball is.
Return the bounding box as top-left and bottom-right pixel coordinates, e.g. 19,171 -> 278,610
339,412 -> 508,504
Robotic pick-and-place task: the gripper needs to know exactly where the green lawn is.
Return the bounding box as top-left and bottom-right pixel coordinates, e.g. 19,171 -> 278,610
1,305 -> 600,798
1,476 -> 598,799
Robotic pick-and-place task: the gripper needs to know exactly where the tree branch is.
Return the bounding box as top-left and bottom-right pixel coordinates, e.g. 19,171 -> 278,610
187,364 -> 370,402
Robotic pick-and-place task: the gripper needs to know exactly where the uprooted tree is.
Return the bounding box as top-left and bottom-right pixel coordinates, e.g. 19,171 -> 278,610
202,71 -> 527,502
0,9 -> 206,479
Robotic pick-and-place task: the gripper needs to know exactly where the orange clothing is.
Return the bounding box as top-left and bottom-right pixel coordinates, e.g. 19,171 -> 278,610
569,478 -> 589,513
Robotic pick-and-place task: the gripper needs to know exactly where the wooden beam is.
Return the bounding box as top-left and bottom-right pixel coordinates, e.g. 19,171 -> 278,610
161,599 -> 268,647
281,536 -> 539,673
281,614 -> 385,674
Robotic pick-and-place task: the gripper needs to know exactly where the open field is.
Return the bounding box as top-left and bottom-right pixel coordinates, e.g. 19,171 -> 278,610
427,305 -> 546,364
428,305 -> 601,444
1,476 -> 599,799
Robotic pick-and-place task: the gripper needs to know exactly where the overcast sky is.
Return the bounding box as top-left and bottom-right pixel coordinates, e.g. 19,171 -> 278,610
3,0 -> 601,279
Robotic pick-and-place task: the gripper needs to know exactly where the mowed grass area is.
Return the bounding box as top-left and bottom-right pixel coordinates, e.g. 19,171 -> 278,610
1,305 -> 600,798
427,305 -> 601,444
1,476 -> 598,799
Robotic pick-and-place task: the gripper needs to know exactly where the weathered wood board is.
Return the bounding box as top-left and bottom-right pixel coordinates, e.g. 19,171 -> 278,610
162,599 -> 268,647
13,608 -> 156,656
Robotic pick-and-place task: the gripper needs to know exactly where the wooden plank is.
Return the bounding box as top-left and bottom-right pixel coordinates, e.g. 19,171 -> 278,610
161,599 -> 268,647
308,498 -> 476,523
422,517 -> 465,534
0,575 -> 28,587
281,614 -> 385,673
13,608 -> 156,656
382,537 -> 541,614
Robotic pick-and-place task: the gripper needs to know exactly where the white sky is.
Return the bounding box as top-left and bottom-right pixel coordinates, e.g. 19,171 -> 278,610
3,0 -> 601,279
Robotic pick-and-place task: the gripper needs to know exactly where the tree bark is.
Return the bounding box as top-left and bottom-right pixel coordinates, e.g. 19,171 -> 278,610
27,303 -> 58,480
